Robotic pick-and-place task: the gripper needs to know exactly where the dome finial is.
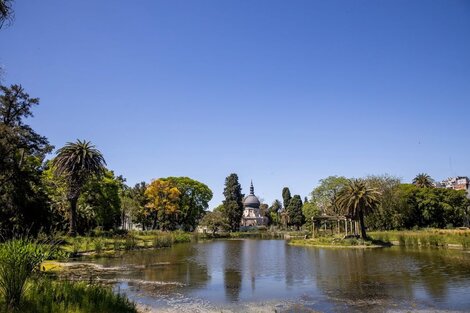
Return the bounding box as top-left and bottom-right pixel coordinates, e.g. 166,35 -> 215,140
250,180 -> 254,195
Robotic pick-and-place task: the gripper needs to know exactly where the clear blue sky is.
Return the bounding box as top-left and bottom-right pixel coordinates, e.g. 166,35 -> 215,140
1,0 -> 469,207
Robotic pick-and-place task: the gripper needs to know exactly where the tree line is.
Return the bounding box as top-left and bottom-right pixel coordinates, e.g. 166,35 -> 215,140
202,173 -> 470,239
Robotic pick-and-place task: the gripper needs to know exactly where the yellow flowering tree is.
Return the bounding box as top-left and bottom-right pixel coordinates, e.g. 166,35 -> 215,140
145,179 -> 181,230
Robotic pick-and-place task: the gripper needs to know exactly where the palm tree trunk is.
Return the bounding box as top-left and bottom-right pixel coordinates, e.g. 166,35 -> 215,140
358,210 -> 367,239
69,197 -> 78,236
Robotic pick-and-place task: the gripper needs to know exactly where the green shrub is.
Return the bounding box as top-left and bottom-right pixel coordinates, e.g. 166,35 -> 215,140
113,240 -> 121,251
172,232 -> 191,243
93,238 -> 104,254
152,235 -> 173,248
398,235 -> 406,246
71,237 -> 83,256
124,237 -> 137,251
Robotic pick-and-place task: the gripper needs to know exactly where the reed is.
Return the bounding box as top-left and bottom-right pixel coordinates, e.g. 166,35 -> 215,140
0,238 -> 54,310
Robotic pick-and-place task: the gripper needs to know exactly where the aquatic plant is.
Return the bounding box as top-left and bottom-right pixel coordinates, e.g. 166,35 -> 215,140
93,238 -> 104,254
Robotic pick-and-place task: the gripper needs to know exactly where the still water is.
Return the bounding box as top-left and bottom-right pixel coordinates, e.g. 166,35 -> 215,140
84,239 -> 470,312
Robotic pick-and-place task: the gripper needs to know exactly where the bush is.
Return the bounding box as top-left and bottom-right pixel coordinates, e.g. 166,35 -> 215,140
71,237 -> 83,256
152,235 -> 173,248
93,238 -> 104,254
124,237 -> 137,251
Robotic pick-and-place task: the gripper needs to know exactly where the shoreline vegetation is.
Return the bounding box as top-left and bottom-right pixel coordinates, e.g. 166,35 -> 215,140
287,228 -> 470,249
50,228 -> 470,262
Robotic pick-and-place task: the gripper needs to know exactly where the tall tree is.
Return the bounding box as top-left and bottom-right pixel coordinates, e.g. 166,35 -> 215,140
413,173 -> 434,188
52,140 -> 106,236
0,84 -> 53,236
336,179 -> 380,239
222,173 -> 244,232
282,187 -> 292,211
287,195 -> 304,229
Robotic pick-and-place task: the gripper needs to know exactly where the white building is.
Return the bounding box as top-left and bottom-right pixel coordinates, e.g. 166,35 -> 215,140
241,181 -> 267,227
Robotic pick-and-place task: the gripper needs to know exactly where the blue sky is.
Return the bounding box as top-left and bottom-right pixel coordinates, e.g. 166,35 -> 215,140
1,0 -> 469,207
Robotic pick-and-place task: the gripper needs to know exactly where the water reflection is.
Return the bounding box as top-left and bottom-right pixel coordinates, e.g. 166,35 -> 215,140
223,240 -> 243,302
81,240 -> 470,312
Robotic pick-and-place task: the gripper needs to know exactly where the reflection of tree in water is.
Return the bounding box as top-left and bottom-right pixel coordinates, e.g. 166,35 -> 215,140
310,247 -> 470,310
224,268 -> 242,302
223,240 -> 244,302
406,248 -> 470,301
311,248 -> 414,310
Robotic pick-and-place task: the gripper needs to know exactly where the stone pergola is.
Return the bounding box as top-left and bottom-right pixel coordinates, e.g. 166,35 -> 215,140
311,213 -> 359,238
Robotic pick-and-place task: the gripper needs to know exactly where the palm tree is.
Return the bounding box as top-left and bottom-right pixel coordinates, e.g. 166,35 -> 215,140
52,140 -> 106,235
336,179 -> 380,239
412,173 -> 434,188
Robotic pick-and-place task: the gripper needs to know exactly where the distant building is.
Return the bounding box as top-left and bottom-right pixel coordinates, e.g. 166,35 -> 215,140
438,176 -> 469,190
241,181 -> 268,227
435,176 -> 470,198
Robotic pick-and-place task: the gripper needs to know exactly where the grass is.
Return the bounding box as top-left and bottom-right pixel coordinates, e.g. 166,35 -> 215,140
289,235 -> 390,248
58,230 -> 194,257
369,229 -> 470,249
15,278 -> 137,313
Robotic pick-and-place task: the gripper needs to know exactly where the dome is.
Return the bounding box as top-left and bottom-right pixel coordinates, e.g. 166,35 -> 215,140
243,181 -> 260,208
244,194 -> 260,208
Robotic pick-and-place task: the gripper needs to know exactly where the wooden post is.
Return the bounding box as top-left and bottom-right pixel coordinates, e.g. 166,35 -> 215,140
345,219 -> 348,235
337,220 -> 340,234
312,217 -> 315,239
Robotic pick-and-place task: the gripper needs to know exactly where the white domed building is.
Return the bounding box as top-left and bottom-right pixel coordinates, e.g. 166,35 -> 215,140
241,181 -> 267,227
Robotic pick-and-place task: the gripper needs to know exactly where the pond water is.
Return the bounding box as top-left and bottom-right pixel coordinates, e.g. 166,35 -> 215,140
81,239 -> 470,312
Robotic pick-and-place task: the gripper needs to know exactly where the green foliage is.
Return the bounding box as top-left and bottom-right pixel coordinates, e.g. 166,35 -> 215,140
152,234 -> 173,248
93,238 -> 104,255
287,195 -> 305,229
302,200 -> 319,228
222,173 -> 244,232
0,238 -> 53,309
162,177 -> 213,231
200,210 -> 229,235
364,175 -> 403,230
79,170 -> 122,231
399,184 -> 469,229
0,85 -> 53,237
310,176 -> 349,215
282,187 -> 291,211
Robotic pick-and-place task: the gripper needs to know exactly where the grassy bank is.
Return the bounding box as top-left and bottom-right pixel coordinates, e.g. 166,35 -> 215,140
58,231 -> 193,258
369,229 -> 470,248
198,230 -> 307,240
289,236 -> 390,248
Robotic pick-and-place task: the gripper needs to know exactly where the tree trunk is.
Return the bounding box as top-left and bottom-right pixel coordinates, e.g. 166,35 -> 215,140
358,210 -> 367,239
69,197 -> 78,236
